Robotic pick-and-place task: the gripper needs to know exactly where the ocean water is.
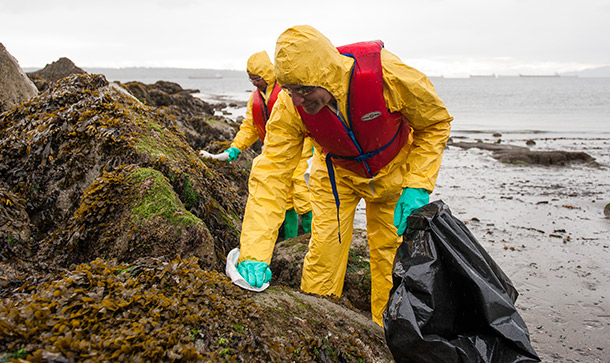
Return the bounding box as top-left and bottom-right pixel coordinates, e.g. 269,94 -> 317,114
432,76 -> 610,138
90,68 -> 610,138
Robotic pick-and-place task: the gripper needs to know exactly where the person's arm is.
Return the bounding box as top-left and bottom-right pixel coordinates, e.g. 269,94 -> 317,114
230,94 -> 260,152
238,93 -> 307,265
381,49 -> 453,192
290,136 -> 314,210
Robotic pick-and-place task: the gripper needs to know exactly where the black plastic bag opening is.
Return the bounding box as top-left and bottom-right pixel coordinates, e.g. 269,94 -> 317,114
383,200 -> 540,363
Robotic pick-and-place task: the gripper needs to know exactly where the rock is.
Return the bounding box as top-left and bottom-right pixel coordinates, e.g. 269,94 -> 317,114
120,80 -> 238,154
153,80 -> 183,94
213,102 -> 228,110
449,141 -> 596,166
27,57 -> 86,91
495,150 -> 595,165
27,56 -> 86,81
0,256 -> 392,361
450,141 -> 528,153
119,79 -> 258,177
0,43 -> 38,113
526,139 -> 536,146
121,80 -> 215,118
271,229 -> 373,317
0,74 -> 392,362
0,181 -> 33,272
0,73 -> 247,278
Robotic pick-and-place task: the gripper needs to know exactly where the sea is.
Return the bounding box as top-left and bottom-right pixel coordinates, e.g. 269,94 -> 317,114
86,67 -> 610,141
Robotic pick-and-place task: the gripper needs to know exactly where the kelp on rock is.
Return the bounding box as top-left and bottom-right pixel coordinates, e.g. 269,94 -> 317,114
0,73 -> 246,276
0,73 -> 392,362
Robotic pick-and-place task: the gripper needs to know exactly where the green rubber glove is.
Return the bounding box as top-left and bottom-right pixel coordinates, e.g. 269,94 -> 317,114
236,260 -> 272,288
393,188 -> 429,236
224,147 -> 241,162
301,211 -> 312,233
283,208 -> 298,239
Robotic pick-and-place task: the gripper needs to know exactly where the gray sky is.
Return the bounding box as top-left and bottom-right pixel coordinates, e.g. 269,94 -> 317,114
2,0 -> 609,77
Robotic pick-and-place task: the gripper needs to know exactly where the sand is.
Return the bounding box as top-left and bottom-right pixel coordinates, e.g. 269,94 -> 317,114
426,134 -> 610,362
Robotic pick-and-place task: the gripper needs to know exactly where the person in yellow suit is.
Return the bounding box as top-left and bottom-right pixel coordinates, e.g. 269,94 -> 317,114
224,51 -> 313,239
236,26 -> 452,326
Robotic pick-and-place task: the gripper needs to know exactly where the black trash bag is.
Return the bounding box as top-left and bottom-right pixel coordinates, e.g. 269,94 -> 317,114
383,200 -> 540,363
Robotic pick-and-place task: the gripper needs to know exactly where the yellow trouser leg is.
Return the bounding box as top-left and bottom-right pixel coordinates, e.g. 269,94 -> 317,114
365,199 -> 402,326
301,166 -> 359,298
302,154 -> 403,326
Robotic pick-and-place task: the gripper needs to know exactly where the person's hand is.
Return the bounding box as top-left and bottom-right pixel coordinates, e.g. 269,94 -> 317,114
224,147 -> 242,162
393,188 -> 429,235
236,260 -> 272,288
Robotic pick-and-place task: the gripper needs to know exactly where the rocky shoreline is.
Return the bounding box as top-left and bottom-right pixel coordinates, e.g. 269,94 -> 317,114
2,48 -> 608,362
1,52 -> 391,361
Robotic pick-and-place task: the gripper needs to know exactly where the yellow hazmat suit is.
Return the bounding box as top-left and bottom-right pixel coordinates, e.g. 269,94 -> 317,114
230,51 -> 312,217
238,26 -> 452,325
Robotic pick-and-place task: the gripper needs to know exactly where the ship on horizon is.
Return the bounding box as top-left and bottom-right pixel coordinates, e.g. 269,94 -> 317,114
189,73 -> 223,79
518,73 -> 561,78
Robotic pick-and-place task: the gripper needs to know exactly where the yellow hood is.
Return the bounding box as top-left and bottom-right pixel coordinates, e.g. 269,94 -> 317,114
274,25 -> 353,105
246,51 -> 276,88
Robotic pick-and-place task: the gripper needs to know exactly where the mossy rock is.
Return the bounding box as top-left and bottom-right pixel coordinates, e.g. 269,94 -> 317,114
0,73 -> 247,277
0,73 -> 395,362
31,165 -> 216,271
271,229 -> 373,317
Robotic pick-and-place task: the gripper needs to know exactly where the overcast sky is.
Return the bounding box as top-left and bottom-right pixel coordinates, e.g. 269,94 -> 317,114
2,0 -> 609,77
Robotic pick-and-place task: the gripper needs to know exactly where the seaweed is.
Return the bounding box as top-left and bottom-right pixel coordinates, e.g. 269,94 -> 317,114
0,73 -> 391,362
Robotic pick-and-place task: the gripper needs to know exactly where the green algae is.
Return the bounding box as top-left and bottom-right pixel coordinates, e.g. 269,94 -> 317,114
129,168 -> 199,227
181,175 -> 199,210
132,113 -> 202,172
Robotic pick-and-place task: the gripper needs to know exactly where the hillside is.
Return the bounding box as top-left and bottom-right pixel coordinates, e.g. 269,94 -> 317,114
562,65 -> 610,77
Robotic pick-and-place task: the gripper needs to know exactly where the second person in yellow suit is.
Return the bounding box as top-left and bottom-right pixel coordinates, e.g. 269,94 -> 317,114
225,51 -> 313,239
236,26 -> 453,326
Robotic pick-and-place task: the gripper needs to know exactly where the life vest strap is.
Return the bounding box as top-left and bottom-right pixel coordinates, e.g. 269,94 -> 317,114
323,122 -> 402,234
326,120 -> 402,169
325,154 -> 342,244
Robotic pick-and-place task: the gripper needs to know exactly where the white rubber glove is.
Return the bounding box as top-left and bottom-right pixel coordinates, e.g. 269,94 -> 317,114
199,150 -> 230,161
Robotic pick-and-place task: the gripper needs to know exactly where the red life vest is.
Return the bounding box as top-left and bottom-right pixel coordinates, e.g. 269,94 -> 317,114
251,82 -> 282,142
297,40 -> 410,178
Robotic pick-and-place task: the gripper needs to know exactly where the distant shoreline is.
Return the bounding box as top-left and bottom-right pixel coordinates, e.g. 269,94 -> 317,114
21,66 -> 610,79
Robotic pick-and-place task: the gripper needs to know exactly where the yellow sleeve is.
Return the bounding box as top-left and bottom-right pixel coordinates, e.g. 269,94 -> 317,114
238,92 -> 308,264
230,93 -> 261,151
290,136 -> 313,214
381,49 -> 453,192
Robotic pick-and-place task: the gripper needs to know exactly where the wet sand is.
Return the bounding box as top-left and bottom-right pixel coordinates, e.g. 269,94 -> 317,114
430,135 -> 610,362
